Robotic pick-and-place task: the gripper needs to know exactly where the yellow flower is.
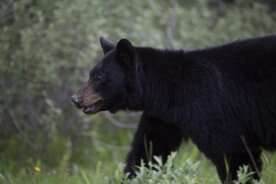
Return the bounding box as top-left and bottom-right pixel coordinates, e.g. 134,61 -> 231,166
33,166 -> 41,173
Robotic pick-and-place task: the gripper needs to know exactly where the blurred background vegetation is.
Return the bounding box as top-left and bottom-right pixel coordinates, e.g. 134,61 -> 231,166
0,0 -> 276,183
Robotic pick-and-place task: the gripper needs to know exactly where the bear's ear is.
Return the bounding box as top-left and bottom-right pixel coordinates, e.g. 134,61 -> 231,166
116,39 -> 135,69
99,37 -> 114,54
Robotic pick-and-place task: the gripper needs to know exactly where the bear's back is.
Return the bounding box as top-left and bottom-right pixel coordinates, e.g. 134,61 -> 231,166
194,35 -> 276,87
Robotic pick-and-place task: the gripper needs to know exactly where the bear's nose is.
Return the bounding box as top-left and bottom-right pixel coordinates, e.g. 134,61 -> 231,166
71,94 -> 82,108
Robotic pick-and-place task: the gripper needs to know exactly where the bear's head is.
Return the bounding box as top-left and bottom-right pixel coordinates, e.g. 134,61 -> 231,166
71,37 -> 143,114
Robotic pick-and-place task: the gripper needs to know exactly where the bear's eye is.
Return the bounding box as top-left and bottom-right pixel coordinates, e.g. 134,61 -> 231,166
93,74 -> 104,83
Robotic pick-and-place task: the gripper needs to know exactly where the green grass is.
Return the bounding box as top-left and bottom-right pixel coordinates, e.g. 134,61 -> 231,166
1,144 -> 276,184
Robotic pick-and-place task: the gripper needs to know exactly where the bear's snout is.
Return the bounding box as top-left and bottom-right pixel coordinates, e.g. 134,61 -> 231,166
71,94 -> 82,108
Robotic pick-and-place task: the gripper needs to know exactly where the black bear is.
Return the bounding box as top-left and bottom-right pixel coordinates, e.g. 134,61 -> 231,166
72,35 -> 276,183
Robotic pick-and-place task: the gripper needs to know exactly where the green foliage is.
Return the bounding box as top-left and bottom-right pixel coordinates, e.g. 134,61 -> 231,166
1,150 -> 276,184
122,153 -> 202,184
235,166 -> 260,184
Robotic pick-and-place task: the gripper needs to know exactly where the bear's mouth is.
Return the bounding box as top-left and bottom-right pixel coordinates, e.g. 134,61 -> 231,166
82,100 -> 104,114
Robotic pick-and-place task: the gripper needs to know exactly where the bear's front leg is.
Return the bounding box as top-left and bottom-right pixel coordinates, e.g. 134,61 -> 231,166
124,113 -> 183,178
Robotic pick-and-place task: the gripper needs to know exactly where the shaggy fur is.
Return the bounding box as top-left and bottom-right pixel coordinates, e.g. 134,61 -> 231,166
72,35 -> 276,183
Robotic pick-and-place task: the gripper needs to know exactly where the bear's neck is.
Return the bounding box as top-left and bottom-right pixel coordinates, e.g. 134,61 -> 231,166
134,47 -> 191,121
134,47 -> 220,123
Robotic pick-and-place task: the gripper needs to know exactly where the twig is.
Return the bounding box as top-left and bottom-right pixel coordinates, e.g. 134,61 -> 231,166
8,110 -> 36,149
165,0 -> 177,49
240,135 -> 261,178
101,111 -> 137,129
93,137 -> 129,151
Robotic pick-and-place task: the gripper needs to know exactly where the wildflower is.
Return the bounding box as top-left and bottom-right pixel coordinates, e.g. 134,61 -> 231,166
33,166 -> 41,173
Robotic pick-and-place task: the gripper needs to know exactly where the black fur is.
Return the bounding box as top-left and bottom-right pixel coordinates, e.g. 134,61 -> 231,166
73,35 -> 276,183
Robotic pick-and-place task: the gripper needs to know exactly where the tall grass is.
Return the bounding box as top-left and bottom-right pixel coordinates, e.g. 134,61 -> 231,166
1,144 -> 276,184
